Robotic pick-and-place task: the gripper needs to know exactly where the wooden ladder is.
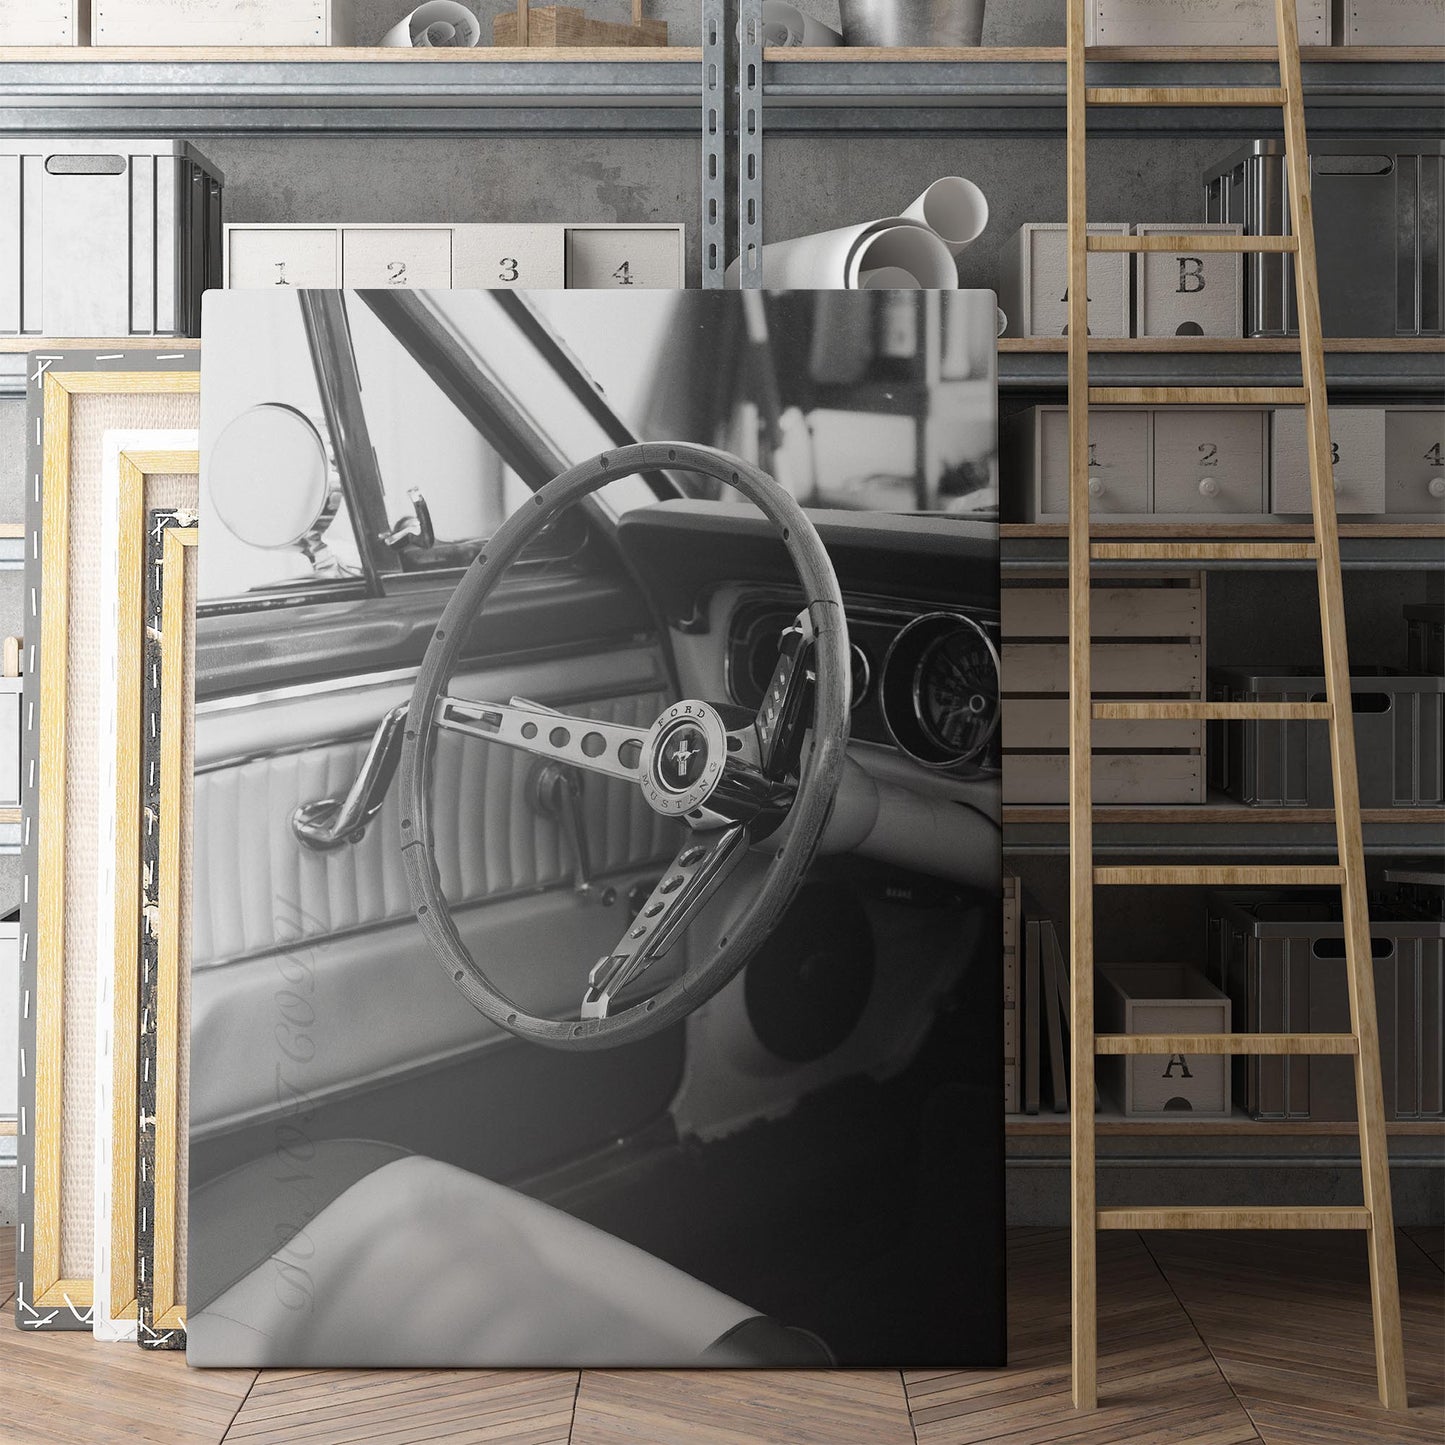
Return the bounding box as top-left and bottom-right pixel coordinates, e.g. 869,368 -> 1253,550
1064,0 -> 1408,1412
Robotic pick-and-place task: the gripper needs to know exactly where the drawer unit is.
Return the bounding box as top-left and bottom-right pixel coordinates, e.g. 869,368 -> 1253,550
1002,574 -> 1205,806
1088,0 -> 1328,44
453,224 -> 566,289
1271,406 -> 1387,515
997,223 -> 1131,339
1384,407 -> 1445,514
565,225 -> 685,289
1332,0 -> 1444,43
93,0 -> 353,44
1007,406 -> 1149,521
226,226 -> 340,290
1152,408 -> 1267,516
1209,892 -> 1444,1121
1205,139 -> 1444,339
0,0 -> 85,42
1134,223 -> 1243,339
1,138 -> 223,338
226,223 -> 684,291
341,227 -> 453,289
1098,966 -> 1232,1119
1209,665 -> 1444,807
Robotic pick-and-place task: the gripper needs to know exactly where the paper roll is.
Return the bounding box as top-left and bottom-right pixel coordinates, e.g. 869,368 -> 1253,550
902,176 -> 989,255
727,218 -> 956,290
761,2 -> 845,46
858,266 -> 922,288
382,1 -> 481,47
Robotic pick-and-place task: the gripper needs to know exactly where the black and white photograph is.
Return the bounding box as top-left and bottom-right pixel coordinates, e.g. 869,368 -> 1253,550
185,287 -> 1005,1369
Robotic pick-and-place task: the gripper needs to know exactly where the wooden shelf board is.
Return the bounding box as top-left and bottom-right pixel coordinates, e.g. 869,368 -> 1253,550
1001,522 -> 1445,539
0,337 -> 200,353
1004,805 -> 1445,826
999,336 -> 1445,353
1007,1113 -> 1445,1137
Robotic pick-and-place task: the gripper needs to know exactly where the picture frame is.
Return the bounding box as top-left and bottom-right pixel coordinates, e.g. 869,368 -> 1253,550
91,437 -> 199,1343
14,351 -> 199,1331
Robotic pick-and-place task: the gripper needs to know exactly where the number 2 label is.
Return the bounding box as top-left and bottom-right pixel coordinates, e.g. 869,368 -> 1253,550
386,260 -> 408,286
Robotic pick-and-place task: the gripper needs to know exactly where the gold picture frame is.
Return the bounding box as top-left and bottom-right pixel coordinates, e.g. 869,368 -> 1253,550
17,358 -> 199,1328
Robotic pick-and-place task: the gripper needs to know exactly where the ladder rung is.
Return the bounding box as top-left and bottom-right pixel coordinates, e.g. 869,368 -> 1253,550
1086,86 -> 1287,107
1088,387 -> 1309,405
1097,1206 -> 1371,1232
1087,234 -> 1297,253
1091,542 -> 1321,562
1094,866 -> 1345,886
1095,1033 -> 1358,1057
1093,701 -> 1331,721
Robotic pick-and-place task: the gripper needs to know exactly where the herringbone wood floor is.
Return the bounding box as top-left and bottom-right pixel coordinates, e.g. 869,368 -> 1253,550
2,1225 -> 1441,1444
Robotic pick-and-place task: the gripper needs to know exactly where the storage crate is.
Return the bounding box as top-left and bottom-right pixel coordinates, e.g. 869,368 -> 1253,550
1205,139 -> 1444,339
1208,891 -> 1444,1120
1134,222 -> 1244,339
93,0 -> 353,44
1097,966 -> 1232,1119
0,139 -> 223,338
1332,0 -> 1444,44
1406,603 -> 1444,676
0,0 -> 86,43
996,223 -> 1130,339
1088,0 -> 1329,44
1208,665 -> 1444,807
1002,574 -> 1205,805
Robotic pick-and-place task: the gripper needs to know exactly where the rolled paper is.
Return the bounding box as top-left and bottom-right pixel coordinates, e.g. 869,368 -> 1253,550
726,218 -> 956,290
858,266 -> 923,289
902,176 -> 990,255
382,1 -> 482,47
761,1 -> 845,46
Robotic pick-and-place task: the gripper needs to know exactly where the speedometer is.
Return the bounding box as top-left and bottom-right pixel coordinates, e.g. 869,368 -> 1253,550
881,612 -> 1000,769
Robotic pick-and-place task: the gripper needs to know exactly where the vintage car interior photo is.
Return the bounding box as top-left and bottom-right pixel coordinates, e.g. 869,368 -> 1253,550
187,287 -> 1005,1368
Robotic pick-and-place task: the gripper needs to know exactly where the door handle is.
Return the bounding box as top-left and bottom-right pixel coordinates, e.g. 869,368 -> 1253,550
292,703 -> 408,851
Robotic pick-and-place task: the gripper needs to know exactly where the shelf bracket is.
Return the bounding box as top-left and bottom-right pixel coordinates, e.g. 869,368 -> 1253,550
737,0 -> 763,288
701,0 -> 727,288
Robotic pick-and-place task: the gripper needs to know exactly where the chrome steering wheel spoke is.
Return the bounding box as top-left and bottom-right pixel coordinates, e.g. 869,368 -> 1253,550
581,824 -> 750,1020
436,695 -> 647,784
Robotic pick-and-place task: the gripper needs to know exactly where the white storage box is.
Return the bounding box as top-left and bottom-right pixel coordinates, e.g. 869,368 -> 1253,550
1271,406 -> 1386,515
1332,0 -> 1444,44
1152,408 -> 1267,516
0,673 -> 19,809
1384,407 -> 1445,515
997,223 -> 1130,339
1134,223 -> 1243,339
0,0 -> 87,44
93,0 -> 354,45
1088,0 -> 1329,45
225,222 -> 685,290
1,139 -> 224,338
1005,405 -> 1150,521
1098,965 -> 1232,1119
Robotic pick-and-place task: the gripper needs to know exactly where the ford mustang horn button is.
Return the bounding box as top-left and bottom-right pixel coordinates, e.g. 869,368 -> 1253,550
642,702 -> 728,817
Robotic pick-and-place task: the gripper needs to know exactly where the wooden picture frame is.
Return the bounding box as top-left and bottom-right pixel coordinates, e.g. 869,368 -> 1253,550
92,438 -> 199,1342
15,352 -> 200,1331
137,513 -> 198,1348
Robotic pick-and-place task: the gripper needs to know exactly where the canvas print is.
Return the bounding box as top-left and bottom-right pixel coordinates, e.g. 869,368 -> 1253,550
187,288 -> 1004,1369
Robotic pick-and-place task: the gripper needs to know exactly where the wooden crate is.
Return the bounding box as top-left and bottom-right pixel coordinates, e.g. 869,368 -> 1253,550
0,0 -> 86,43
93,0 -> 353,44
494,0 -> 667,46
1001,573 -> 1207,806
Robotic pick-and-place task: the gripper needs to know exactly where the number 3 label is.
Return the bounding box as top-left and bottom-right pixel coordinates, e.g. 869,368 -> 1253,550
499,257 -> 519,283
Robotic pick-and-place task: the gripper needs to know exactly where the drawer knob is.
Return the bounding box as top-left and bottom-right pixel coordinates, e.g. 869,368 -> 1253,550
1087,475 -> 1105,498
1197,476 -> 1219,498
1429,476 -> 1445,500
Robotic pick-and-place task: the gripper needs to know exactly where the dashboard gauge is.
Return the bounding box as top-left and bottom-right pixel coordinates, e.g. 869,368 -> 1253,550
848,642 -> 872,711
881,612 -> 1000,769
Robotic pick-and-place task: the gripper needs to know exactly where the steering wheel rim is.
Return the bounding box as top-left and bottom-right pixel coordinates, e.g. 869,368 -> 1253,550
400,441 -> 850,1051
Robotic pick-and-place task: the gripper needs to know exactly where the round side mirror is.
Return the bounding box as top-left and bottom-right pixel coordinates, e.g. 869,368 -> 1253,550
209,403 -> 341,558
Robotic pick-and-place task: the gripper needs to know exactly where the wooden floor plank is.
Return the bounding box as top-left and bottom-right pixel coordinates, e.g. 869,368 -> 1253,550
570,1369 -> 914,1445
1144,1229 -> 1445,1445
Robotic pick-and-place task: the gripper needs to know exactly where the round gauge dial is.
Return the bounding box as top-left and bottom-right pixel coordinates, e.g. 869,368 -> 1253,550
881,612 -> 1000,770
914,623 -> 998,760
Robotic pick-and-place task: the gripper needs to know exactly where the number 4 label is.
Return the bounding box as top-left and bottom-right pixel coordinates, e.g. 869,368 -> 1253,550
613,261 -> 635,286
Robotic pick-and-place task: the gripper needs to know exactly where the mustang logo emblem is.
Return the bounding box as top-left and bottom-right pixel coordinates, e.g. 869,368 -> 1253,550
671,738 -> 698,777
